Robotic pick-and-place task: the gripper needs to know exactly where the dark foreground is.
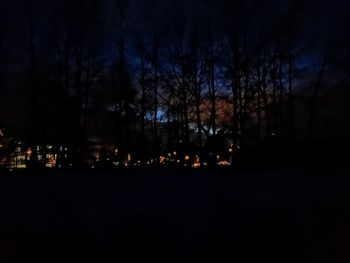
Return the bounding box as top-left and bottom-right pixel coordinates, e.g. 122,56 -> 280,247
0,169 -> 349,263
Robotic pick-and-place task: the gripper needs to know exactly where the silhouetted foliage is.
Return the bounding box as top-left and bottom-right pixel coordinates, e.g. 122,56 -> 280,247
0,0 -> 349,168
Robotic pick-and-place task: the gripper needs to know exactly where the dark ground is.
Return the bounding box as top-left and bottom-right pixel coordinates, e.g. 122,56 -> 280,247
0,169 -> 349,262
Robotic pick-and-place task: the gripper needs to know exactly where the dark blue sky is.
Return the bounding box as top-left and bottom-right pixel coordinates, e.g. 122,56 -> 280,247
0,0 -> 349,129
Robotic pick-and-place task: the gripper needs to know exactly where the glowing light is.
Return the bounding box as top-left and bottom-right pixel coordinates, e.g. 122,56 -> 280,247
195,155 -> 200,161
218,160 -> 231,166
184,155 -> 190,161
46,153 -> 57,168
173,151 -> 177,156
217,155 -> 220,160
228,148 -> 233,153
0,144 -> 2,148
192,162 -> 201,168
48,159 -> 54,166
26,148 -> 32,156
160,156 -> 166,164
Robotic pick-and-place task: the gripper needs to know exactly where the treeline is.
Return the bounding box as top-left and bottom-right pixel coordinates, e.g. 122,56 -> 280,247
0,0 -> 349,165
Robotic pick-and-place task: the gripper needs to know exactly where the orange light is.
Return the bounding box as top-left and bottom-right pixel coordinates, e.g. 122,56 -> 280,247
218,160 -> 231,166
159,156 -> 166,164
192,162 -> 201,168
46,159 -> 56,168
26,148 -> 32,156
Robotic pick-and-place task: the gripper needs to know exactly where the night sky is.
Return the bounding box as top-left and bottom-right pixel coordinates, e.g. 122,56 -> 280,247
0,0 -> 349,141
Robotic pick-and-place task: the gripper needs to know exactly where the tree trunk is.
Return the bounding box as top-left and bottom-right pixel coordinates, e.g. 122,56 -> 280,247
306,50 -> 329,141
287,44 -> 294,141
209,42 -> 216,136
153,49 -> 159,156
140,52 -> 147,159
